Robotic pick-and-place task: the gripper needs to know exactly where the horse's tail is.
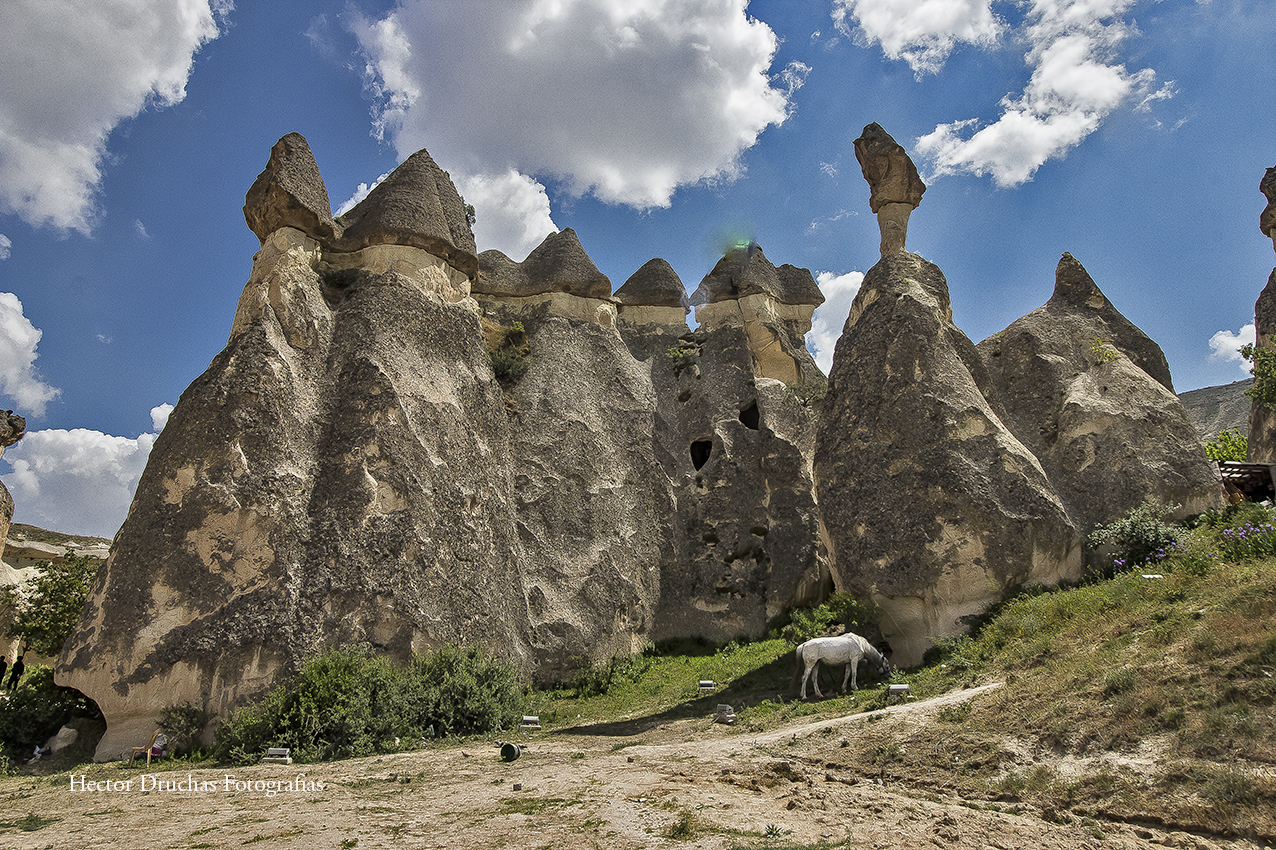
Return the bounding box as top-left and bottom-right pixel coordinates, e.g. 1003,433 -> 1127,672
790,643 -> 805,690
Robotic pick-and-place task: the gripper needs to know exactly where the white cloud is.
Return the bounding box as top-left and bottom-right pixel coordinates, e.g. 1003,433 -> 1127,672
134,220 -> 150,239
335,172 -> 390,217
913,0 -> 1166,187
350,0 -> 794,257
458,171 -> 557,260
0,234 -> 10,260
1209,323 -> 1255,377
0,292 -> 60,417
150,403 -> 174,432
0,0 -> 227,233
832,0 -> 1002,78
808,270 -> 865,373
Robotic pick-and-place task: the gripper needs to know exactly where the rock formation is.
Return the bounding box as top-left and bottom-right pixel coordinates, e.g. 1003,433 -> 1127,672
977,253 -> 1223,531
1249,165 -> 1276,462
814,252 -> 1083,665
59,127 -> 1223,755
59,134 -> 830,760
1261,165 -> 1276,251
0,411 -> 27,663
853,123 -> 926,257
814,131 -> 1220,666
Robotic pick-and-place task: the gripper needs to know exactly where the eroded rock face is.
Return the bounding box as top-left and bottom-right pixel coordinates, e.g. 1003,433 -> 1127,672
61,134 -> 830,760
1248,271 -> 1276,463
1260,165 -> 1276,247
977,254 -> 1223,532
854,123 -> 926,257
814,252 -> 1083,666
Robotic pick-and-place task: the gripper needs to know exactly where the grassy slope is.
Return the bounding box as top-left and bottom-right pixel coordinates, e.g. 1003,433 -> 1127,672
540,548 -> 1276,841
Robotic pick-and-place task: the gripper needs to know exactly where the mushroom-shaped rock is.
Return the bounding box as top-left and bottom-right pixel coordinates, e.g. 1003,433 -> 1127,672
854,123 -> 926,257
1261,165 -> 1276,245
335,147 -> 478,279
614,258 -> 688,308
690,243 -> 788,305
0,411 -> 25,450
475,249 -> 531,297
776,264 -> 825,308
853,123 -> 926,213
520,229 -> 612,299
243,132 -> 336,245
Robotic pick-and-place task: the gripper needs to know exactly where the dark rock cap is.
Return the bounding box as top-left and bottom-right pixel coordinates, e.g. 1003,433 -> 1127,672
520,228 -> 612,299
243,132 -> 336,245
776,264 -> 826,308
1261,165 -> 1276,237
0,411 -> 25,448
853,123 -> 926,214
474,229 -> 611,299
691,243 -> 776,305
1051,252 -> 1106,308
615,258 -> 688,308
335,147 -> 478,278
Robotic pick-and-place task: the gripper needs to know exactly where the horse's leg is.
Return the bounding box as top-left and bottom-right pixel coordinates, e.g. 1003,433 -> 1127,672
849,656 -> 859,691
800,659 -> 815,700
808,658 -> 824,698
841,661 -> 853,693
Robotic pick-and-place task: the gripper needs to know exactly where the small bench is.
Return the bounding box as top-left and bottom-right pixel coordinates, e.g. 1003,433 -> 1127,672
714,704 -> 736,725
262,747 -> 293,764
698,680 -> 716,693
887,684 -> 911,702
518,715 -> 541,731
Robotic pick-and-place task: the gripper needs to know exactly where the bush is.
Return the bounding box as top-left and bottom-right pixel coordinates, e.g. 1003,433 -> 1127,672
786,376 -> 828,411
570,646 -> 656,698
159,701 -> 210,757
772,592 -> 880,644
212,645 -> 524,765
1203,429 -> 1248,462
1088,501 -> 1186,572
0,554 -> 101,658
0,666 -> 102,761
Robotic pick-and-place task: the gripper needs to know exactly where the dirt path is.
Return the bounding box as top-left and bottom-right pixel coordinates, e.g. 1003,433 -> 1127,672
0,683 -> 1260,849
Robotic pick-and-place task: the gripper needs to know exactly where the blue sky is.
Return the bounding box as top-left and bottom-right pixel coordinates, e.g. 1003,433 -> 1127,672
0,0 -> 1272,538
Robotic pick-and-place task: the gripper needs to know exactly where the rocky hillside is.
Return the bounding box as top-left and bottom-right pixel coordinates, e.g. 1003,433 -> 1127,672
1179,378 -> 1252,440
55,130 -> 1223,762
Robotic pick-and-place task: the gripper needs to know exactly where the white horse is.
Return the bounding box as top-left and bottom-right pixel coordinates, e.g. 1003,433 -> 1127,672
793,633 -> 891,700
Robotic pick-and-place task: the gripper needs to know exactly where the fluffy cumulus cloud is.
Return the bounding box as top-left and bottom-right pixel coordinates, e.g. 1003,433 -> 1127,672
832,0 -> 1002,78
0,0 -> 227,233
1209,323 -> 1256,377
350,0 -> 793,257
911,0 -> 1169,187
1,403 -> 173,539
807,270 -> 865,374
0,292 -> 60,417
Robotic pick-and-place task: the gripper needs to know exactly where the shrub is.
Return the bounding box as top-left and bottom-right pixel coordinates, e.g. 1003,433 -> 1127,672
1088,501 -> 1186,572
159,701 -> 210,757
570,647 -> 656,698
786,376 -> 828,411
1203,429 -> 1248,462
0,554 -> 101,658
212,645 -> 524,764
488,345 -> 531,384
0,666 -> 102,761
772,592 -> 880,644
1241,342 -> 1276,410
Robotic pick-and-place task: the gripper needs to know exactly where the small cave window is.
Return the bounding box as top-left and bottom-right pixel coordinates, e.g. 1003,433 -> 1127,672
690,440 -> 713,470
738,401 -> 760,430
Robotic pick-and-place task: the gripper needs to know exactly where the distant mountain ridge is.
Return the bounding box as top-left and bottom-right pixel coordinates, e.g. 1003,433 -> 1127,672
1178,379 -> 1252,441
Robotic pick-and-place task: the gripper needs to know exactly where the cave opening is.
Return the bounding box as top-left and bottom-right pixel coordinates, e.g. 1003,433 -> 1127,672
690,440 -> 713,470
739,401 -> 760,430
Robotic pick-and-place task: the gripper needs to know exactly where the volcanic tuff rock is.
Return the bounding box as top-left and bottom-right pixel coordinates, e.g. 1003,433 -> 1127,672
60,133 -> 829,760
1248,270 -> 1276,462
814,252 -> 1083,666
977,253 -> 1223,532
853,123 -> 926,257
1261,165 -> 1276,245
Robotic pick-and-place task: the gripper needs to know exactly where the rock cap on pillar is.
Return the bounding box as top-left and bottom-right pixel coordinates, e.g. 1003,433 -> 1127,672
1261,165 -> 1276,249
853,123 -> 926,256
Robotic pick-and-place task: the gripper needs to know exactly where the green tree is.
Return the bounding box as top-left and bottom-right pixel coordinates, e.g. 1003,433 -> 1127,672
0,554 -> 101,658
1203,429 -> 1248,462
1241,342 -> 1276,409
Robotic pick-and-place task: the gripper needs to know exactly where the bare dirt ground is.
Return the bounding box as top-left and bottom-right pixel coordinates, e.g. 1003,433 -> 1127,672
0,683 -> 1264,850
